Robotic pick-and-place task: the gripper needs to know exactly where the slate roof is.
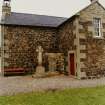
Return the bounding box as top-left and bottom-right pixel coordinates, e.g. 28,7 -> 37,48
0,12 -> 68,27
1,1 -> 104,28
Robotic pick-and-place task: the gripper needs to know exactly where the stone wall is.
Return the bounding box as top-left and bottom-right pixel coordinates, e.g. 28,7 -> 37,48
58,18 -> 77,74
3,26 -> 58,73
58,20 -> 76,54
78,2 -> 105,78
2,2 -> 105,78
46,53 -> 64,72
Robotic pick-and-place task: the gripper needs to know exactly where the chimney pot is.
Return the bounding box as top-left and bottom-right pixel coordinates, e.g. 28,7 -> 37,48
90,0 -> 98,3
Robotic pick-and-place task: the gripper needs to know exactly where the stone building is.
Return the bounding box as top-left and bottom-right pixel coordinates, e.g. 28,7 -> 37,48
0,0 -> 105,79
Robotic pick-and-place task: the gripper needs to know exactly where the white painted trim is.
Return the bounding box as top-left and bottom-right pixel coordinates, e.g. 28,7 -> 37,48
68,51 -> 77,76
93,17 -> 103,38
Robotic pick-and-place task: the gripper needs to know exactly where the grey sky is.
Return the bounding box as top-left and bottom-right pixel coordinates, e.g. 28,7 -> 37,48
0,0 -> 105,18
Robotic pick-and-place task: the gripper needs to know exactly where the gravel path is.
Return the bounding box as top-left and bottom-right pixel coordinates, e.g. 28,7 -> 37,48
0,75 -> 105,96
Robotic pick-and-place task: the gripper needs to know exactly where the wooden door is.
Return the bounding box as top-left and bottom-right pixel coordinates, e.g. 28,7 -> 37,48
69,53 -> 75,75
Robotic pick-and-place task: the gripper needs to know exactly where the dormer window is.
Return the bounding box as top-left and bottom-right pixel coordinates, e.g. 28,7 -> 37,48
93,18 -> 102,37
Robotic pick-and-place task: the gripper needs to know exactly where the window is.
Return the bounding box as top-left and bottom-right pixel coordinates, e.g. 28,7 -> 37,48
93,18 -> 101,37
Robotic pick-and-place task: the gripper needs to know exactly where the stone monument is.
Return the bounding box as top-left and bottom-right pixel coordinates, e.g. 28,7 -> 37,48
33,46 -> 45,77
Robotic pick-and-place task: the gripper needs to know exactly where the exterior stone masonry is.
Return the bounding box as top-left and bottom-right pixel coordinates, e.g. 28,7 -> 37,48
58,17 -> 77,74
1,1 -> 105,79
2,26 -> 58,73
58,19 -> 76,55
79,2 -> 105,78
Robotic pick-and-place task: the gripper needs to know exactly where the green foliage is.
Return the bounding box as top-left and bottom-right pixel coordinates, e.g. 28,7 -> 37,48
0,86 -> 105,105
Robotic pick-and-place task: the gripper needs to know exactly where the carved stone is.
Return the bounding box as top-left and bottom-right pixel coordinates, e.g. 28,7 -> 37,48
33,46 -> 45,78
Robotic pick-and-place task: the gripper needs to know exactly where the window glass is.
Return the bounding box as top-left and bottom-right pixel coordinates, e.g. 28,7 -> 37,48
93,18 -> 101,37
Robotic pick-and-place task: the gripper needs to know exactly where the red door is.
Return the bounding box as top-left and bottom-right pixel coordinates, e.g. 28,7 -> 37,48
69,53 -> 75,75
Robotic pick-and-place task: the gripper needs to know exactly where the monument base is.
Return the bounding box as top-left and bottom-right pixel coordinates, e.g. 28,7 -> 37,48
32,66 -> 45,78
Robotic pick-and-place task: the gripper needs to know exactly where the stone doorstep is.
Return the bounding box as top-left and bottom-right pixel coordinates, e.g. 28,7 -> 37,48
32,71 -> 62,78
45,71 -> 60,77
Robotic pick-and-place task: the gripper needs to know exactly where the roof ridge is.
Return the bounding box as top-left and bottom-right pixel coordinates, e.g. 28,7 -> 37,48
11,12 -> 68,19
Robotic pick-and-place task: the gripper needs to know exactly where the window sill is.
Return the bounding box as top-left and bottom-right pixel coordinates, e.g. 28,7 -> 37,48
93,36 -> 104,39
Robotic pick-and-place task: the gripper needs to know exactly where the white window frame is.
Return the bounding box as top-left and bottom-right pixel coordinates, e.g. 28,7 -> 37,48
93,17 -> 102,38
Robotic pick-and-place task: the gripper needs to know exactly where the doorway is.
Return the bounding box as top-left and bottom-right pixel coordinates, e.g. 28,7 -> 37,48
69,52 -> 75,75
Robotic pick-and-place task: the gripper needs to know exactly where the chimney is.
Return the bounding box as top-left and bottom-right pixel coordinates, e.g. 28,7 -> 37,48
90,0 -> 99,3
2,0 -> 11,20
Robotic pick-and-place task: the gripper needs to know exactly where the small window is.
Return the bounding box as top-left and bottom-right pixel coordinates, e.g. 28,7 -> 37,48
93,18 -> 101,37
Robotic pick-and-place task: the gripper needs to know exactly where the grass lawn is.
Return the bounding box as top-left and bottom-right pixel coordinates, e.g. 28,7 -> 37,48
0,86 -> 105,105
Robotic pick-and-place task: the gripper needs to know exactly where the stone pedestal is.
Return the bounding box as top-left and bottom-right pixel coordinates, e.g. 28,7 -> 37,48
32,46 -> 45,78
33,66 -> 45,78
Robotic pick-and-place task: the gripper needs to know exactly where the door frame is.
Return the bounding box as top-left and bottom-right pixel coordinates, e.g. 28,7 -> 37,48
68,51 -> 76,76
